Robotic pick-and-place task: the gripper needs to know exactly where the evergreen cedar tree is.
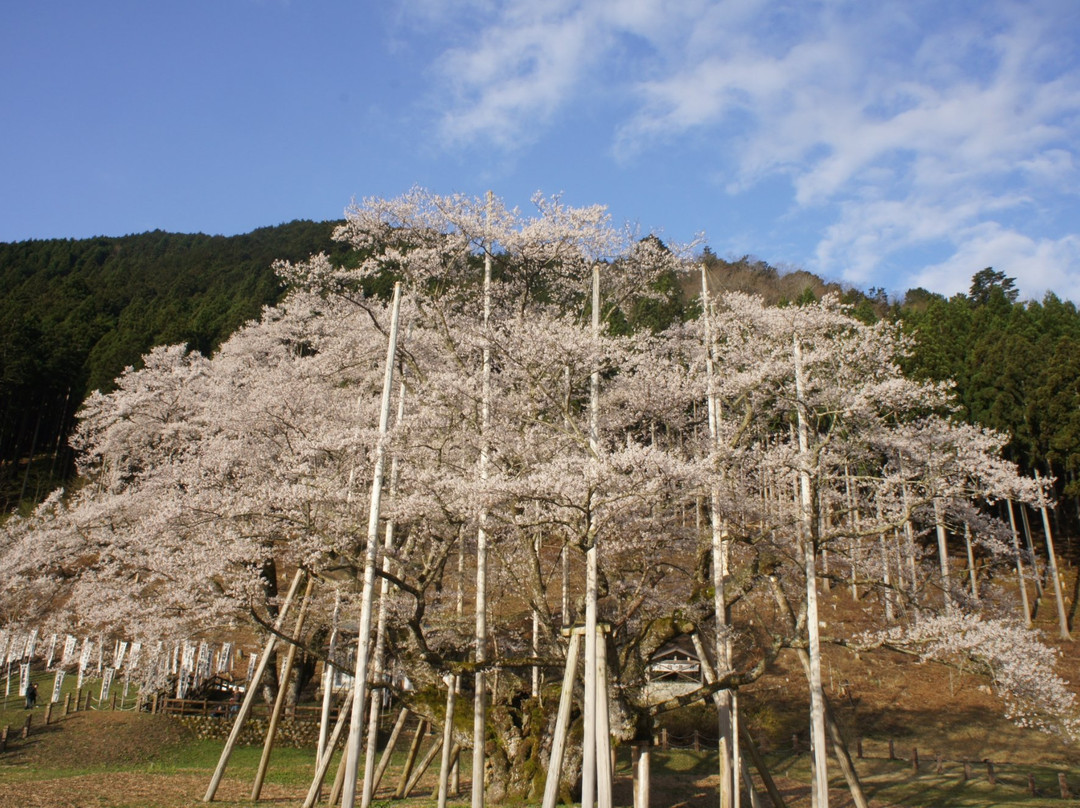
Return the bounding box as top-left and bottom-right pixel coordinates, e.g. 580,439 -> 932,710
0,191 -> 1077,802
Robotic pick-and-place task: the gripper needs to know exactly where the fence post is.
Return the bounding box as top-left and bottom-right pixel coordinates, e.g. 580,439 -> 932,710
1060,772 -> 1072,800
855,737 -> 862,759
935,753 -> 943,774
693,730 -> 700,752
1028,773 -> 1036,796
962,760 -> 971,781
985,760 -> 995,786
661,728 -> 669,751
911,747 -> 918,773
75,688 -> 82,712
888,738 -> 895,760
0,726 -> 8,752
63,693 -> 71,716
111,694 -> 117,711
44,704 -> 53,725
83,691 -> 91,711
21,714 -> 32,739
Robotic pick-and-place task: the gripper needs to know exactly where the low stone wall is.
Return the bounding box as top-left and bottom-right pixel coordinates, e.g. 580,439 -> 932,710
175,714 -> 324,748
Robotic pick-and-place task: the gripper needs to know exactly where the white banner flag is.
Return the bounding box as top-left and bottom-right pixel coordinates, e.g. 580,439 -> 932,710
176,667 -> 190,699
100,667 -> 115,702
76,639 -> 93,690
7,633 -> 24,664
128,641 -> 142,672
61,635 -> 77,667
51,670 -> 65,704
114,641 -> 129,670
181,642 -> 195,673
78,639 -> 93,672
218,642 -> 233,673
45,633 -> 58,669
195,641 -> 209,680
25,629 -> 39,660
18,662 -> 29,698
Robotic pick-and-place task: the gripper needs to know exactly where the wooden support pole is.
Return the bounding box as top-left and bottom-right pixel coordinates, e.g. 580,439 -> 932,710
911,747 -> 918,773
595,626 -> 613,808
430,745 -> 462,799
1006,500 -> 1033,626
252,574 -> 316,801
0,726 -> 8,752
985,760 -> 995,786
328,740 -> 349,808
317,592 -> 342,777
63,693 -> 71,716
342,282 -> 403,808
633,743 -> 650,808
402,735 -> 443,798
21,714 -> 31,739
203,567 -> 305,803
1035,469 -> 1072,641
541,630 -> 582,808
739,725 -> 787,808
437,676 -> 458,808
44,704 -> 52,725
301,689 -> 355,808
373,708 -> 409,792
395,719 -> 429,799
1059,772 -> 1071,800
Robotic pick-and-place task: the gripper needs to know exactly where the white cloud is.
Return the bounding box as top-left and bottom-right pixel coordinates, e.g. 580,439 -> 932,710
402,0 -> 1080,298
910,224 -> 1080,302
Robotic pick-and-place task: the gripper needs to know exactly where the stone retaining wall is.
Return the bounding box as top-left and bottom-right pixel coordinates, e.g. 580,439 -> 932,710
175,714 -> 324,748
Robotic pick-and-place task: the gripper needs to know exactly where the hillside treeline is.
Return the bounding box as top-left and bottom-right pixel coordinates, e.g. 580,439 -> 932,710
2,226 -> 1079,539
0,221 -> 348,506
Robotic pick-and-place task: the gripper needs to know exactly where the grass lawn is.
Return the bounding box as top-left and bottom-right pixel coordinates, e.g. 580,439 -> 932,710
0,705 -> 1077,807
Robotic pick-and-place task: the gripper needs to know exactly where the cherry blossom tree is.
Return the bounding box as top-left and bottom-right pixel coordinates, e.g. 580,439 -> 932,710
1,190 -> 1074,808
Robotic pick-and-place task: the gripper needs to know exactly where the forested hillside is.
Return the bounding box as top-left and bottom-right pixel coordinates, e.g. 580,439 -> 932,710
0,221 -> 348,507
3,224 -> 1080,541
897,269 -> 1080,501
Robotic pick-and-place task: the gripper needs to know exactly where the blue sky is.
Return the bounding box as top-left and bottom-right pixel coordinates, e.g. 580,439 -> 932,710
4,0 -> 1080,302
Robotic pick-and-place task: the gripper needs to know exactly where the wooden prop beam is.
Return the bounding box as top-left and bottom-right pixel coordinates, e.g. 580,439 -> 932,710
203,568 -> 304,802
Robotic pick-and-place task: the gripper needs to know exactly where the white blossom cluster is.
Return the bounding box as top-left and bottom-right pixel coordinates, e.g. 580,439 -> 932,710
864,612 -> 1079,741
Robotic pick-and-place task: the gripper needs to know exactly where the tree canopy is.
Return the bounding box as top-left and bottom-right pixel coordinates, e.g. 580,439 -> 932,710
2,190 -> 1075,806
